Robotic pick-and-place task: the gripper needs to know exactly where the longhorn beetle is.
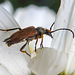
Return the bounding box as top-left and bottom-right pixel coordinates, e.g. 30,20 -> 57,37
0,22 -> 74,56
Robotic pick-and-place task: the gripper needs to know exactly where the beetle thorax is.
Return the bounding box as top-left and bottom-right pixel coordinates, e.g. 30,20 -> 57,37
36,27 -> 46,34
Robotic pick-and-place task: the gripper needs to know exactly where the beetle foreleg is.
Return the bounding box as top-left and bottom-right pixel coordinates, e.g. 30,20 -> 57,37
20,41 -> 31,57
0,28 -> 21,31
40,34 -> 43,48
35,38 -> 38,52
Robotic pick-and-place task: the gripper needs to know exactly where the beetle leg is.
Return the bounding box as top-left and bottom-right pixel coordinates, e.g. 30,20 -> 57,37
0,28 -> 21,31
40,34 -> 43,48
35,38 -> 38,52
20,41 -> 31,57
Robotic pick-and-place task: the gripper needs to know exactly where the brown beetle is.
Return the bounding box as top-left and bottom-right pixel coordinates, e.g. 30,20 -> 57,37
0,22 -> 74,56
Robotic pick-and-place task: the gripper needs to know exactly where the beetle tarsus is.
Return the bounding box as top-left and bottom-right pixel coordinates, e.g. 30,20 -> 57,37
20,51 -> 31,57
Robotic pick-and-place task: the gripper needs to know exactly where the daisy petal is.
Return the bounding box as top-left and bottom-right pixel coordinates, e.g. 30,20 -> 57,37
28,48 -> 68,75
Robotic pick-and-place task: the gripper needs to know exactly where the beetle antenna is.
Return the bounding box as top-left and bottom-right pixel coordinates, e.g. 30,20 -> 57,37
50,22 -> 55,30
51,28 -> 74,38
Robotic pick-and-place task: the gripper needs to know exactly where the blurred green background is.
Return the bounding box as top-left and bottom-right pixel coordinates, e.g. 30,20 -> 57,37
0,0 -> 60,13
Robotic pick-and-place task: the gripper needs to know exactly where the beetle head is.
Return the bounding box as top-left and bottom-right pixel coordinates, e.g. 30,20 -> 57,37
45,29 -> 53,38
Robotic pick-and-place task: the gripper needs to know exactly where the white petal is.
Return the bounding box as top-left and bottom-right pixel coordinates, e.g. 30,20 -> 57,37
0,6 -> 31,75
0,1 -> 13,14
0,6 -> 19,29
14,5 -> 56,29
0,64 -> 12,75
50,0 -> 75,74
28,48 -> 68,75
51,0 -> 74,52
65,2 -> 75,74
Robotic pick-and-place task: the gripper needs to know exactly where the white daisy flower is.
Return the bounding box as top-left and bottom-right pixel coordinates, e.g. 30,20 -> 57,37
0,0 -> 75,75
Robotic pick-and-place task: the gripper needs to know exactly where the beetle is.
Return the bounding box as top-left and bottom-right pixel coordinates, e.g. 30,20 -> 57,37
0,22 -> 74,56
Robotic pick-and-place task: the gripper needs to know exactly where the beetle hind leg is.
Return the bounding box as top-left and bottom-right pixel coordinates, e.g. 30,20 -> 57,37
0,28 -> 21,31
20,41 -> 31,57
